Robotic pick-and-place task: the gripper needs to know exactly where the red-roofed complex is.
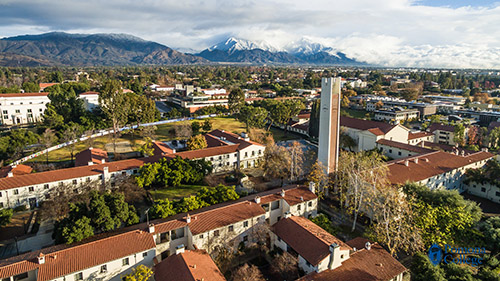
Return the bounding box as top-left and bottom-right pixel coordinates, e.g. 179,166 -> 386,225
74,147 -> 108,167
0,185 -> 318,281
154,249 -> 226,281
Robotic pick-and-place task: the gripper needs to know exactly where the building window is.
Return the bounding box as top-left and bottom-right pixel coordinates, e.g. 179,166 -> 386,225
243,235 -> 248,242
297,204 -> 301,211
228,225 -> 234,232
271,201 -> 279,210
398,151 -> 402,156
13,189 -> 19,195
214,230 -> 220,237
308,201 -> 312,207
481,188 -> 486,192
122,258 -> 129,266
160,232 -> 170,243
2,110 -> 6,114
15,110 -> 20,113
73,179 -> 77,184
39,108 -> 43,112
199,234 -> 204,239
277,216 -> 281,221
74,272 -> 83,281
143,252 -> 148,257
0,192 -> 2,197
13,273 -> 28,281
389,149 -> 392,153
245,152 -> 248,157
243,221 -> 248,227
44,184 -> 49,189
496,191 -> 500,197
27,109 -> 32,113
28,186 -> 34,192
261,204 -> 269,211
100,265 -> 107,273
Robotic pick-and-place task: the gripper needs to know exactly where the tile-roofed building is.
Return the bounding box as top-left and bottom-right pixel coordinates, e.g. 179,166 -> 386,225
376,139 -> 435,159
0,230 -> 156,281
427,123 -> 464,146
74,147 -> 108,167
0,185 -> 318,281
386,151 -> 494,190
298,242 -> 407,281
152,141 -> 174,156
272,215 -> 351,274
339,116 -> 410,152
154,249 -> 226,281
407,131 -> 434,145
0,165 -> 32,178
0,93 -> 50,125
428,123 -> 455,133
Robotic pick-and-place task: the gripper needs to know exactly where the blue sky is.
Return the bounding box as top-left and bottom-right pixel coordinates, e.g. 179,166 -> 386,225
0,0 -> 500,68
415,0 -> 499,8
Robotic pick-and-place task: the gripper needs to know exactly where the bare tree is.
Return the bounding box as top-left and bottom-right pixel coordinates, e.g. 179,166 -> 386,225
270,251 -> 300,281
174,122 -> 192,139
288,141 -> 305,181
62,124 -> 81,164
41,128 -> 57,164
262,142 -> 291,181
231,263 -> 265,281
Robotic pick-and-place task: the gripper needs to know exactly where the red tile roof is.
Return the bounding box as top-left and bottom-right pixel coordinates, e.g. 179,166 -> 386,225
152,141 -> 174,156
74,148 -> 108,167
39,83 -> 58,89
0,165 -> 32,178
0,157 -> 157,191
272,216 -> 351,266
172,144 -> 240,160
386,151 -> 494,185
340,116 -> 395,135
298,243 -> 407,281
0,230 -> 155,281
408,131 -> 433,140
208,129 -> 265,148
154,249 -> 226,281
376,139 -> 435,154
428,123 -> 455,133
0,93 -> 49,98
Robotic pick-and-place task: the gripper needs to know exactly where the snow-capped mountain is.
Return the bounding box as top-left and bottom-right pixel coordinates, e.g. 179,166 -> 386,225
207,37 -> 282,54
198,37 -> 364,65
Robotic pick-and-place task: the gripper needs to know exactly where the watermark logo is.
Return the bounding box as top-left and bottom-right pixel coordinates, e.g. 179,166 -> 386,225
428,243 -> 443,266
428,244 -> 486,267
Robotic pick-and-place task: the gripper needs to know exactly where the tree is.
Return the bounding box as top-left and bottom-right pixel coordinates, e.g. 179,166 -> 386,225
187,134 -> 207,150
311,214 -> 336,235
22,82 -> 40,93
239,106 -> 268,130
61,123 -> 81,163
288,141 -> 305,181
228,88 -> 245,114
99,80 -> 129,155
139,137 -> 154,156
231,264 -> 265,281
191,121 -> 201,135
196,185 -> 240,205
270,252 -> 299,281
175,196 -> 207,213
401,88 -> 420,101
58,216 -> 94,244
127,94 -> 159,137
307,161 -> 328,197
202,118 -> 213,132
262,142 -> 291,180
41,128 -> 57,164
0,208 -> 13,227
122,265 -> 153,281
410,252 -> 447,281
150,199 -> 176,219
174,122 -> 192,139
49,71 -> 63,83
453,123 -> 466,147
479,217 -> 500,252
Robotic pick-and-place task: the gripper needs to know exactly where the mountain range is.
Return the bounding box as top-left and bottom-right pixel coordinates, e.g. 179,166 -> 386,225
0,32 -> 365,66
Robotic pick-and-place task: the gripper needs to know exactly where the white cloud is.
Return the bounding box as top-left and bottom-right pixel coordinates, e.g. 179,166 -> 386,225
1,0 -> 500,68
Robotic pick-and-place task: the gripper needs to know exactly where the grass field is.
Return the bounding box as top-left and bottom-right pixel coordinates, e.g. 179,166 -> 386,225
341,108 -> 371,119
27,116 -> 302,164
149,185 -> 207,201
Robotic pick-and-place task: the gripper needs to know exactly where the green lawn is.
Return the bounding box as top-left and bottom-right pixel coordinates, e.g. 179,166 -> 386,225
149,185 -> 208,201
341,108 -> 371,119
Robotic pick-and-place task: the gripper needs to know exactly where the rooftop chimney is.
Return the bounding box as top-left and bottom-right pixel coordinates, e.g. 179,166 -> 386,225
280,189 -> 285,197
328,243 -> 340,270
37,253 -> 45,264
148,224 -> 155,233
284,212 -> 292,219
176,244 -> 185,255
404,160 -> 409,167
300,196 -> 304,202
308,182 -> 316,194
254,196 -> 261,204
414,158 -> 419,164
7,171 -> 13,178
88,161 -> 94,166
461,150 -> 465,157
101,159 -> 105,164
365,242 -> 372,250
186,214 -> 191,223
89,147 -> 93,150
